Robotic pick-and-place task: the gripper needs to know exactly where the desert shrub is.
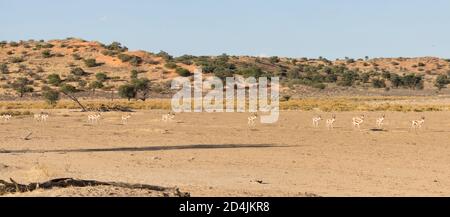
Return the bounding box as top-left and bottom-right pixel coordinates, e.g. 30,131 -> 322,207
0,41 -> 6,47
101,50 -> 118,56
42,89 -> 60,106
41,49 -> 52,58
164,62 -> 178,69
381,71 -> 391,79
78,79 -> 87,88
95,72 -> 108,82
70,67 -> 86,76
89,81 -> 104,93
174,55 -> 195,65
418,62 -> 426,67
435,74 -> 449,90
360,73 -> 370,83
130,70 -> 139,79
47,74 -> 62,86
12,77 -> 34,97
269,56 -> 280,64
118,84 -> 136,101
0,63 -> 8,74
156,50 -> 173,61
118,53 -> 132,62
106,42 -> 128,52
312,82 -> 326,89
72,53 -> 82,60
401,73 -> 424,89
9,41 -> 19,47
129,56 -> 143,66
389,73 -> 402,88
371,78 -> 386,88
175,67 -> 191,77
83,58 -> 102,67
9,56 -> 24,63
338,71 -> 358,86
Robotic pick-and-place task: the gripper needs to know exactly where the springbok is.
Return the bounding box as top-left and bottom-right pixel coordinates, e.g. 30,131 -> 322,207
121,113 -> 132,124
411,116 -> 425,130
376,114 -> 385,129
352,115 -> 365,129
326,115 -> 336,130
312,115 -> 322,128
248,113 -> 258,128
88,113 -> 101,124
162,112 -> 175,122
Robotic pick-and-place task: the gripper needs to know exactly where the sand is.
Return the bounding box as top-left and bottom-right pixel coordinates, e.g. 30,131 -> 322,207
1,110 -> 450,196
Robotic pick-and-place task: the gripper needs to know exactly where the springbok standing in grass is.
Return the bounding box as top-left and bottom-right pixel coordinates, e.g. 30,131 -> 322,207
352,115 -> 365,129
121,113 -> 132,124
40,114 -> 49,122
247,113 -> 258,128
312,115 -> 322,128
162,112 -> 175,122
34,112 -> 49,122
1,114 -> 12,122
88,113 -> 101,124
376,114 -> 385,129
326,115 -> 336,130
411,116 -> 425,130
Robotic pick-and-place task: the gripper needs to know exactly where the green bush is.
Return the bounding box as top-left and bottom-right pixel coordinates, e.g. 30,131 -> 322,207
43,89 -> 60,106
435,74 -> 449,90
12,77 -> 34,97
118,84 -> 136,101
83,58 -> 102,67
47,74 -> 62,86
371,78 -> 386,88
175,67 -> 191,77
95,72 -> 108,82
42,49 -> 52,58
164,62 -> 178,69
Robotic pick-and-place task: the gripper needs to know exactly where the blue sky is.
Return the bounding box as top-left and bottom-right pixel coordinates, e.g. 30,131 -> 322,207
1,0 -> 449,59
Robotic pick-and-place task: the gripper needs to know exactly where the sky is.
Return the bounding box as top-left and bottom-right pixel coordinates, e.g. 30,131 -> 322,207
0,0 -> 449,59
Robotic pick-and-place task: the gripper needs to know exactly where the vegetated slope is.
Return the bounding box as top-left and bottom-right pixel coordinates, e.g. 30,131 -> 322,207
0,38 -> 450,100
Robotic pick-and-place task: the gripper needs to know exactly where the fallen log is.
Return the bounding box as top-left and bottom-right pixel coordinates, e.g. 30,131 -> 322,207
0,178 -> 189,197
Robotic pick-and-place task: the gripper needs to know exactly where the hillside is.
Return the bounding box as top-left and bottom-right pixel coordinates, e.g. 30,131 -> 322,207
1,38 -> 450,100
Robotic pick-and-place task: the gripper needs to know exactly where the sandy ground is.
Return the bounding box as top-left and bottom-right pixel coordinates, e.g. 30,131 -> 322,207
1,110 -> 450,196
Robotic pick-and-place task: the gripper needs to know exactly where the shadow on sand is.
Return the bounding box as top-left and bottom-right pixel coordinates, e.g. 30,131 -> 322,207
0,144 -> 290,155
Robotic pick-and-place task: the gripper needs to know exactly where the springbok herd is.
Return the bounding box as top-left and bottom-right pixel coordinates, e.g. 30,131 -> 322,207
0,111 -> 428,132
308,114 -> 426,131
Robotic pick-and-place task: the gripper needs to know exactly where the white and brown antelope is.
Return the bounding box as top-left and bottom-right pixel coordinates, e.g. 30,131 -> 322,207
376,114 -> 385,129
326,115 -> 336,130
0,114 -> 12,122
162,112 -> 175,122
411,116 -> 425,130
121,113 -> 132,124
352,115 -> 365,129
312,115 -> 322,128
34,112 -> 49,122
88,113 -> 101,124
247,113 -> 258,128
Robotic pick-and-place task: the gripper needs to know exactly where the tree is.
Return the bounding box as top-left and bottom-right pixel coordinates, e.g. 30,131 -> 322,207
389,73 -> 402,88
132,78 -> 151,101
42,89 -> 60,106
118,84 -> 136,101
435,75 -> 449,90
60,84 -> 86,111
12,77 -> 34,97
89,81 -> 104,94
269,56 -> 280,64
47,74 -> 62,86
372,78 -> 386,88
95,72 -> 108,82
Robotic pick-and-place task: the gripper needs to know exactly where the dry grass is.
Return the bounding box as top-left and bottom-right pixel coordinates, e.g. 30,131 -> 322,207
0,96 -> 449,112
